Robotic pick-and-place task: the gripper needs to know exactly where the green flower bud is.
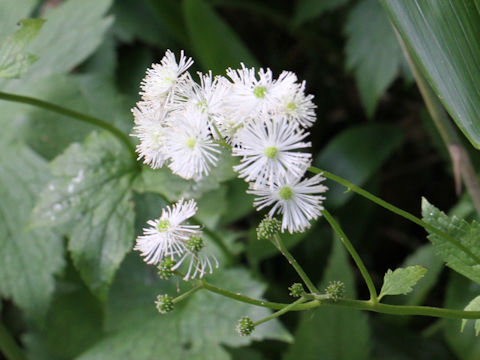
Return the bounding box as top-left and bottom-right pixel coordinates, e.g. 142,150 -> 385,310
157,258 -> 176,279
155,294 -> 174,314
236,316 -> 255,336
256,216 -> 281,241
288,283 -> 305,298
186,235 -> 205,254
325,281 -> 345,302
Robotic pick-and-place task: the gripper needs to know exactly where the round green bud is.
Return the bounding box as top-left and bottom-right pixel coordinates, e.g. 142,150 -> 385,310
186,235 -> 205,254
288,283 -> 305,298
325,281 -> 345,302
157,258 -> 176,280
256,216 -> 281,241
155,294 -> 174,314
236,316 -> 255,336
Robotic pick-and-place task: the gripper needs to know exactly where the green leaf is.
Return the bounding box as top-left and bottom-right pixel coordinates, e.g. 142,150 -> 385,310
461,296 -> 480,336
183,0 -> 259,74
284,234 -> 371,360
0,0 -> 39,42
0,143 -> 64,322
345,0 -> 409,117
315,124 -> 404,208
32,132 -> 137,299
444,272 -> 480,360
399,244 -> 443,306
379,266 -> 427,299
292,0 -> 348,27
422,198 -> 480,285
27,0 -> 113,77
0,19 -> 44,78
76,255 -> 291,360
381,0 -> 480,149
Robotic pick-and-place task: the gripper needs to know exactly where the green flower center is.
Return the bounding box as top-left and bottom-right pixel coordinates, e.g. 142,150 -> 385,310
196,99 -> 208,112
157,219 -> 170,232
286,101 -> 297,111
253,86 -> 267,98
186,138 -> 196,148
279,186 -> 293,200
264,146 -> 278,159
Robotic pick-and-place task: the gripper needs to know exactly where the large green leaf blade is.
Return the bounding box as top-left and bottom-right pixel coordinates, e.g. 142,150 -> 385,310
422,198 -> 480,285
183,0 -> 259,74
0,143 -> 64,322
381,0 -> 480,148
32,132 -> 136,299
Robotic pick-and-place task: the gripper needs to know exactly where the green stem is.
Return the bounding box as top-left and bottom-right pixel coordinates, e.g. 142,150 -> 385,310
309,166 -> 480,265
0,321 -> 25,360
322,209 -> 378,302
200,279 -> 480,320
273,233 -> 319,294
172,284 -> 202,304
0,91 -> 137,162
253,297 -> 307,326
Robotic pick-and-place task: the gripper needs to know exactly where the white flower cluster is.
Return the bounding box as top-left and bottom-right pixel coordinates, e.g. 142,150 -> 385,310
135,199 -> 218,279
132,50 -> 327,236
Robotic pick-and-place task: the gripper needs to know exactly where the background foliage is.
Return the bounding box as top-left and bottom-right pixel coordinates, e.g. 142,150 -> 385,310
1,0 -> 480,359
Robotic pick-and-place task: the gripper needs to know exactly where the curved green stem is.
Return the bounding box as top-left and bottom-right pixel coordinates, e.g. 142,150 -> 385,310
0,91 -> 137,162
172,284 -> 202,304
322,209 -> 378,302
273,234 -> 319,294
0,321 -> 25,360
309,166 -> 480,264
253,297 -> 307,326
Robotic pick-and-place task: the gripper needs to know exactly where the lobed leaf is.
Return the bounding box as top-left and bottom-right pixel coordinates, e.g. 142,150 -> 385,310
0,18 -> 44,78
32,132 -> 137,299
422,198 -> 480,285
379,266 -> 427,299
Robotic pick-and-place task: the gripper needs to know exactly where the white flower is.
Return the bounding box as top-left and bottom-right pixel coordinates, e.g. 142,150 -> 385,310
174,250 -> 219,280
248,174 -> 328,233
275,80 -> 316,128
140,50 -> 193,102
134,199 -> 201,264
165,109 -> 220,180
232,116 -> 312,185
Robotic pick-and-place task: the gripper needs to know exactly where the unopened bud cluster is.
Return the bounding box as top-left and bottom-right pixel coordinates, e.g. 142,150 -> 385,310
325,281 -> 345,302
155,294 -> 174,314
236,316 -> 255,336
288,283 -> 305,298
157,258 -> 176,279
257,216 -> 281,241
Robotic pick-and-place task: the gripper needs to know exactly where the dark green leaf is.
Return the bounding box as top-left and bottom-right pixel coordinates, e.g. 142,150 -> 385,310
293,0 -> 348,27
444,272 -> 480,360
32,132 -> 137,299
183,0 -> 259,74
284,235 -> 371,360
76,256 -> 291,360
379,266 -> 427,299
422,198 -> 480,285
315,124 -> 404,208
345,0 -> 409,117
0,19 -> 44,78
0,143 -> 64,322
381,0 -> 480,148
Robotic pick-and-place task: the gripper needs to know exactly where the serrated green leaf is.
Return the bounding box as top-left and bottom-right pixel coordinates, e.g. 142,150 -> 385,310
292,0 -> 348,27
0,18 -> 44,78
32,132 -> 137,299
381,0 -> 480,149
284,234 -> 371,360
27,0 -> 113,77
183,0 -> 259,74
345,0 -> 409,117
422,198 -> 480,285
379,266 -> 427,300
461,296 -> 480,336
0,143 -> 64,322
76,255 -> 291,360
315,124 -> 404,208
